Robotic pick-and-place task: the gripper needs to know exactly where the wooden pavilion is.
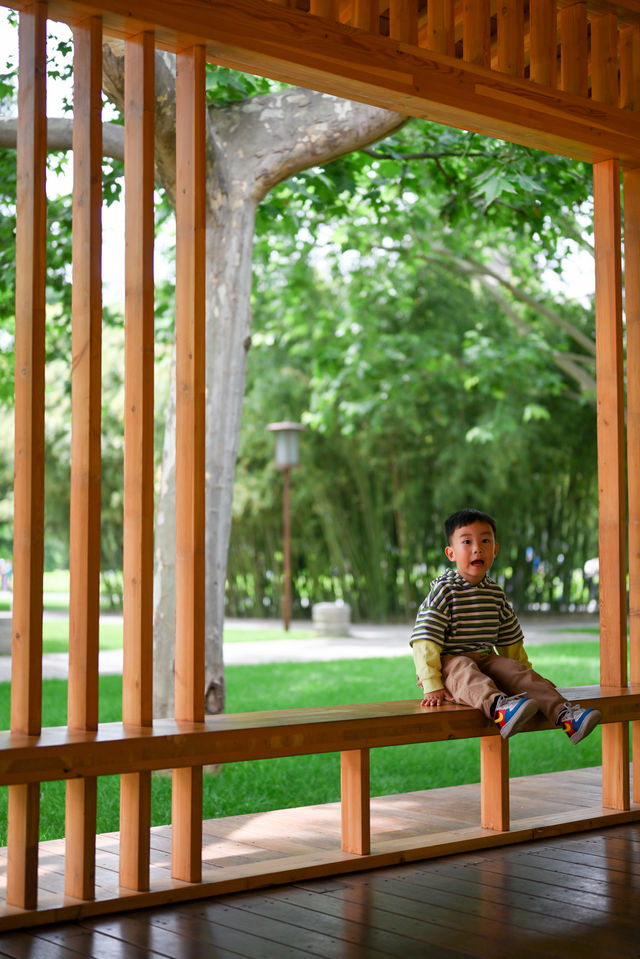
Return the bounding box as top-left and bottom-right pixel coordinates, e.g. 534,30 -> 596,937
1,0 -> 640,934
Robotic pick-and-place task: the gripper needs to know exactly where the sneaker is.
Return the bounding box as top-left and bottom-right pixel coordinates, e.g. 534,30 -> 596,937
557,703 -> 602,744
492,693 -> 539,739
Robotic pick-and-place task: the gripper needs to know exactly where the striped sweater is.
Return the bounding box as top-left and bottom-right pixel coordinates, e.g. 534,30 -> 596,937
410,568 -> 529,692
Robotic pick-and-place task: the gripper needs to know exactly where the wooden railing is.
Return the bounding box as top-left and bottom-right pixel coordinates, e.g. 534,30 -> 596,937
2,0 -> 640,933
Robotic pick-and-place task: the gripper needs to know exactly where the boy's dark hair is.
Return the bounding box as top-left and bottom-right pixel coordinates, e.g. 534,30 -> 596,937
444,509 -> 497,544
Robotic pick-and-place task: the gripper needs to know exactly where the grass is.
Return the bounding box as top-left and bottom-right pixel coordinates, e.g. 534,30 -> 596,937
0,641 -> 607,844
34,620 -> 314,653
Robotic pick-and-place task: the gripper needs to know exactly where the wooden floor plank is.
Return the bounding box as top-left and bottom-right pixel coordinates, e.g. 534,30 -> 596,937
2,768 -> 640,935
4,822 -> 639,958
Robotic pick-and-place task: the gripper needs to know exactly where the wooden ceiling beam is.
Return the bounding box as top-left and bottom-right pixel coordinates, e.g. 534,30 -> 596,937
7,0 -> 640,163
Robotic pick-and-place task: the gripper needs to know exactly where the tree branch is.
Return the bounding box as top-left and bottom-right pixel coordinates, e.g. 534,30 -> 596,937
430,244 -> 596,357
0,116 -> 124,160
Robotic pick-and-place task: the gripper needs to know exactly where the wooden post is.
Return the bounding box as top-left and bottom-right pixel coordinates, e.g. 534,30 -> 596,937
480,736 -> 509,831
389,0 -> 418,44
593,159 -> 629,811
463,0 -> 490,67
7,1 -> 47,910
120,29 -> 156,892
497,0 -> 524,77
172,44 -> 206,884
309,0 -> 339,19
620,26 -> 640,112
624,166 -> 640,805
282,465 -> 291,631
341,749 -> 370,854
425,0 -> 454,54
559,3 -> 587,97
529,0 -> 557,88
353,0 -> 378,33
64,14 -> 103,903
591,14 -> 619,107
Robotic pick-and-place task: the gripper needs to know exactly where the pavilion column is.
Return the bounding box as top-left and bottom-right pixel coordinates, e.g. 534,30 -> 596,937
65,14 -> 103,902
172,44 -> 207,884
119,29 -> 156,891
624,165 -> 640,804
593,159 -> 629,811
7,1 -> 47,910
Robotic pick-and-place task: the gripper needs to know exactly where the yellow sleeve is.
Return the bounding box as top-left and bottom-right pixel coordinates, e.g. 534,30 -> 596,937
412,639 -> 444,693
497,639 -> 532,668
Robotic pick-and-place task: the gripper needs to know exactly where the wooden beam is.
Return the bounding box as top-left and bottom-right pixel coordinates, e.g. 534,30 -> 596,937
341,748 -> 370,854
173,43 -> 206,884
593,158 -> 629,811
65,12 -> 103,902
624,165 -> 640,804
119,28 -> 156,893
7,0 -> 47,911
34,0 -> 640,166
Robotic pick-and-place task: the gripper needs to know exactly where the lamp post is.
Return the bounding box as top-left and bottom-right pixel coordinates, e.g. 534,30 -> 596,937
267,421 -> 305,631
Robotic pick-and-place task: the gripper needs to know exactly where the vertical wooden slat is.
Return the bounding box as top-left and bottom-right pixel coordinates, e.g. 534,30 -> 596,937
309,0 -> 339,19
119,29 -> 156,893
591,13 -> 619,107
425,0 -> 454,54
389,0 -> 418,44
7,1 -> 47,911
559,3 -> 587,97
497,0 -> 524,77
593,158 -> 629,812
480,736 -> 509,830
64,14 -> 103,904
463,0 -> 490,67
619,26 -> 640,112
353,0 -> 378,32
624,166 -> 640,805
529,0 -> 557,88
341,749 -> 370,855
172,43 -> 206,885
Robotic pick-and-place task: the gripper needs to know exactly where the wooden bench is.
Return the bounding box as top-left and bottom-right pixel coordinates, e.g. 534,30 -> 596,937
1,684 -> 639,928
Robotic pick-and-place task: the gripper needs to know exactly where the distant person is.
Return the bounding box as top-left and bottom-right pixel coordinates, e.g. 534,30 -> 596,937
410,508 -> 601,743
0,558 -> 10,591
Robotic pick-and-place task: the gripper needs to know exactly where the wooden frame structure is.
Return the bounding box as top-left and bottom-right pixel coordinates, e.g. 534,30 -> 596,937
2,0 -> 640,929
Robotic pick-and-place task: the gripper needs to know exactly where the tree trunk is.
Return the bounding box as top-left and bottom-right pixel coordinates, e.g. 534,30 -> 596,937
102,45 -> 406,715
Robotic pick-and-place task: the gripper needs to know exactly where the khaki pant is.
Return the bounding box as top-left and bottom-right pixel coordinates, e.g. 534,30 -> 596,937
441,651 -> 566,722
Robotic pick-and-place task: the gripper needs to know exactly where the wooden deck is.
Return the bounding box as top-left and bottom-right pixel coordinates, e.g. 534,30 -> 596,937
1,792 -> 639,957
1,765 -> 640,950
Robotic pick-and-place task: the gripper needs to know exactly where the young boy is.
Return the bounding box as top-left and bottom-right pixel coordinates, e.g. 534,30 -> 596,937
410,508 -> 601,743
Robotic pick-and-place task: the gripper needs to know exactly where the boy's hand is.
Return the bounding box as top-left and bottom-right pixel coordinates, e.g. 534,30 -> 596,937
419,687 -> 454,707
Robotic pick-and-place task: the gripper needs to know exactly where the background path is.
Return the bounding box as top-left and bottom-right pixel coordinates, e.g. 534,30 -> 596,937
0,613 -> 600,680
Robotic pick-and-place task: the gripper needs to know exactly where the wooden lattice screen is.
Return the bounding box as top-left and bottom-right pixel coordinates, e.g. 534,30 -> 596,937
2,0 -> 640,928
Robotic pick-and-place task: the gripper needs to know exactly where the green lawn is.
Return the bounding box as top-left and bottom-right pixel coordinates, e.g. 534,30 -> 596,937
0,641 -> 606,843
38,619 -> 315,653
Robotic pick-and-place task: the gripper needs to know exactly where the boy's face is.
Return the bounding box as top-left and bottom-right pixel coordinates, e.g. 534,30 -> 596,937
445,521 -> 499,585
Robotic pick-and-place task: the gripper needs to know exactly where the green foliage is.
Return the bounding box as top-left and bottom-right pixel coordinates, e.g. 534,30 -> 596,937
234,122 -> 597,621
0,15 -> 599,622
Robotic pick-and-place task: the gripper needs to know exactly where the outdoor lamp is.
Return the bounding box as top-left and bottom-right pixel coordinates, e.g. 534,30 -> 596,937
267,420 -> 305,469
